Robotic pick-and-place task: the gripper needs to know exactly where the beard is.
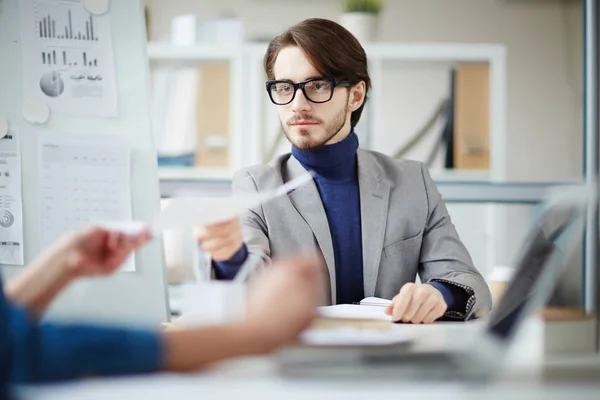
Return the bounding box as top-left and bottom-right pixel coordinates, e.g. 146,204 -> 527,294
282,105 -> 349,151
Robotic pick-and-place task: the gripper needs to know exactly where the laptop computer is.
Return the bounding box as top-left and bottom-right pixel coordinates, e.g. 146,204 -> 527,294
275,184 -> 595,381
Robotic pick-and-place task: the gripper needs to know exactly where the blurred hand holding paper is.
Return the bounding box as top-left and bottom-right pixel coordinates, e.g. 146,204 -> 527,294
94,221 -> 150,236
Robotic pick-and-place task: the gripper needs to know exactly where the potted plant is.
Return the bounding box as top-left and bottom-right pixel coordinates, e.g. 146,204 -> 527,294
339,0 -> 383,43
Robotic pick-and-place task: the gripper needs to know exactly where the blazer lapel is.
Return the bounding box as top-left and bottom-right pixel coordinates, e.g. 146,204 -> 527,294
357,150 -> 391,297
285,156 -> 336,304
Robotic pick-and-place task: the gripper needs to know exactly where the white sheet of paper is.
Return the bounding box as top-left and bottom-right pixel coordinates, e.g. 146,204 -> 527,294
300,327 -> 413,346
19,0 -> 118,117
94,220 -> 148,236
359,297 -> 393,307
151,172 -> 314,233
317,304 -> 393,322
87,173 -> 314,238
0,131 -> 25,265
0,116 -> 8,138
38,131 -> 135,271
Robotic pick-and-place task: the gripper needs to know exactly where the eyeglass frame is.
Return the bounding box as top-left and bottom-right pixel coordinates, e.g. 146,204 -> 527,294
265,77 -> 352,105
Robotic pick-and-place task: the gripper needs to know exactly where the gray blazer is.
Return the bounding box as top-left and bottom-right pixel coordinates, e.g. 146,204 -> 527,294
232,149 -> 492,320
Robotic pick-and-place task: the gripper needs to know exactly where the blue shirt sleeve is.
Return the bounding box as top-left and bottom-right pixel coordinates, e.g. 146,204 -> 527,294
213,244 -> 248,280
8,303 -> 163,383
1,283 -> 12,397
428,281 -> 470,312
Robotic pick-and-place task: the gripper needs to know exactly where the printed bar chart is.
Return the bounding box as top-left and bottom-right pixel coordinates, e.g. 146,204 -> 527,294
41,50 -> 98,67
25,0 -> 118,116
37,8 -> 97,41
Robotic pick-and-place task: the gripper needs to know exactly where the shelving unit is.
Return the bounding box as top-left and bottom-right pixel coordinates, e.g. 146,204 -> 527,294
147,42 -> 247,180
147,41 -> 506,185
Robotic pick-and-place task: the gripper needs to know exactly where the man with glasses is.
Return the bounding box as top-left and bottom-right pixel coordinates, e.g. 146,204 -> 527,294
196,18 -> 492,324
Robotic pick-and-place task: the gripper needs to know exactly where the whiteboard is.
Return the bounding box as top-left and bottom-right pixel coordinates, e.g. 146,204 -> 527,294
0,0 -> 169,327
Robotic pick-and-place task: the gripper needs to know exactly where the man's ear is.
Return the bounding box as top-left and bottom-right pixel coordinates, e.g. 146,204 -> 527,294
349,81 -> 366,112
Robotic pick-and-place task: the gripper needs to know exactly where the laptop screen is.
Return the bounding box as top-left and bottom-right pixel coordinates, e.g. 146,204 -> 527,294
485,203 -> 581,341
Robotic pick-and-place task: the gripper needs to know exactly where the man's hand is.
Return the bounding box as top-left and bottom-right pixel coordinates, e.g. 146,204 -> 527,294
195,218 -> 244,262
245,254 -> 323,349
385,283 -> 447,324
63,226 -> 151,278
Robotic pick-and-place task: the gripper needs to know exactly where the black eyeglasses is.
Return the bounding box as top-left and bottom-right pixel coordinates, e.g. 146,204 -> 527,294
265,77 -> 351,105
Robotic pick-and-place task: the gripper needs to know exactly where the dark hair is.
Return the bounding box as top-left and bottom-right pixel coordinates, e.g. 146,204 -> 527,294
264,18 -> 371,128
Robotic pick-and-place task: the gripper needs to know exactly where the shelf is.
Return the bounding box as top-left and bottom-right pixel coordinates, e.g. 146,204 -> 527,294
158,167 -> 233,181
364,42 -> 504,62
430,169 -> 489,182
147,42 -> 243,61
159,166 -> 489,183
157,166 -> 581,204
159,167 -> 233,197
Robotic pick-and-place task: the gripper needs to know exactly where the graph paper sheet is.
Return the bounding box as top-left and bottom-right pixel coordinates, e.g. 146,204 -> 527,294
38,131 -> 135,271
19,0 -> 118,117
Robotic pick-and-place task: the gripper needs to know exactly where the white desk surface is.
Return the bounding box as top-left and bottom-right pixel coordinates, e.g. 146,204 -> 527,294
17,317 -> 600,400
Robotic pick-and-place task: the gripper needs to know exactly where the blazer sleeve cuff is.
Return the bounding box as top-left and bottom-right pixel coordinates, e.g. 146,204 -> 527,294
212,244 -> 249,280
427,278 -> 476,321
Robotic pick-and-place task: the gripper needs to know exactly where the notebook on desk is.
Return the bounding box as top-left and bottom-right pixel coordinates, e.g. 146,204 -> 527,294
317,297 -> 393,322
297,297 -> 411,353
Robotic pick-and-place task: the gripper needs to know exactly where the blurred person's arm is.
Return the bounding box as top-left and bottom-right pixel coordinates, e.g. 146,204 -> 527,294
163,255 -> 321,371
5,226 -> 149,317
6,255 -> 320,383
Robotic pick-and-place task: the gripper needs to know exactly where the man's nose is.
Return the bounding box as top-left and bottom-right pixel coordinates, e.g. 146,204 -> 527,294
290,87 -> 311,112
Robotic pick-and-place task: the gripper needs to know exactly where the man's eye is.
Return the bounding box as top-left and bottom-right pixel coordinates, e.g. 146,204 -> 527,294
311,82 -> 330,91
275,84 -> 292,92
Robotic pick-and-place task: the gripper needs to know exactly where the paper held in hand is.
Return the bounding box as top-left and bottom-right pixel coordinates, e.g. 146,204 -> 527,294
94,171 -> 315,235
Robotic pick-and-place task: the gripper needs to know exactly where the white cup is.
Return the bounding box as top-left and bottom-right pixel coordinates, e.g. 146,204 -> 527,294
489,265 -> 515,307
176,281 -> 246,327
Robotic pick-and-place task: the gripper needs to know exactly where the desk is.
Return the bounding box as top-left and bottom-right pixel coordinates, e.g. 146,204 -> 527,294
18,317 -> 600,400
17,358 -> 600,400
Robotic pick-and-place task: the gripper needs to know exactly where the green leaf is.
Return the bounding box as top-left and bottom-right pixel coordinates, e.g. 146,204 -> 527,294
343,0 -> 383,14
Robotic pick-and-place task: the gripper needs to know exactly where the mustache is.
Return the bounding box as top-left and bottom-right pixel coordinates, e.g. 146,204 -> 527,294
287,115 -> 322,125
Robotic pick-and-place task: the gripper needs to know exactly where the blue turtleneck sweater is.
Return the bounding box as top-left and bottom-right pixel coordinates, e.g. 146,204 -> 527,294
215,132 -> 462,309
292,132 -> 365,304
